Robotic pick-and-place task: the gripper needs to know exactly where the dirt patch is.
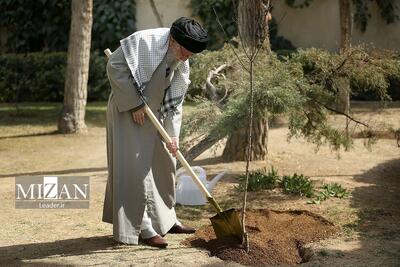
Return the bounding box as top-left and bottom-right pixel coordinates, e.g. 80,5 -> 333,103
1,102 -> 399,266
183,209 -> 337,266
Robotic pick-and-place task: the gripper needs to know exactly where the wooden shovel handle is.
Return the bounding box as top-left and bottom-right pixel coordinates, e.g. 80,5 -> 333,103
104,48 -> 112,57
143,105 -> 215,200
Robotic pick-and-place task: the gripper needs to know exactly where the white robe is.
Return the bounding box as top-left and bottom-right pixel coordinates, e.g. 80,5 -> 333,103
102,45 -> 184,244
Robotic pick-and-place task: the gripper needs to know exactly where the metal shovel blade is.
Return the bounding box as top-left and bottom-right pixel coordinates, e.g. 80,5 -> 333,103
210,208 -> 243,242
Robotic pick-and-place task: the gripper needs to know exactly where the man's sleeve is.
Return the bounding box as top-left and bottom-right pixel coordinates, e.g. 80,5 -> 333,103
163,100 -> 183,140
106,56 -> 143,113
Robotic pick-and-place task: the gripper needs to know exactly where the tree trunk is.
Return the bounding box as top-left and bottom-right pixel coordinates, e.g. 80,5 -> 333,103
261,0 -> 272,53
222,116 -> 268,161
335,76 -> 350,116
339,0 -> 352,51
338,0 -> 352,134
237,0 -> 270,51
58,0 -> 93,134
223,0 -> 271,161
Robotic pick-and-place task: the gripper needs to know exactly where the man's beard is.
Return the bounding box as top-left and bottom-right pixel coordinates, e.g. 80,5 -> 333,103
170,45 -> 184,61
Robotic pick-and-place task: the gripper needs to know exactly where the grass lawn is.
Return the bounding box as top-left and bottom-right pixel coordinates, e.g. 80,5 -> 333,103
0,101 -> 199,138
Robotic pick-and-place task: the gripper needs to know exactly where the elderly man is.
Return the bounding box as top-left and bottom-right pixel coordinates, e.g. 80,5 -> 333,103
102,17 -> 208,248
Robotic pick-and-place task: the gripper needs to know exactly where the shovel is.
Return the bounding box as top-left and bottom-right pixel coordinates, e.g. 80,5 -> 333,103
104,48 -> 244,242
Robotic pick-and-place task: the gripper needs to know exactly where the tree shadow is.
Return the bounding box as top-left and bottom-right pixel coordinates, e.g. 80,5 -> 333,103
0,235 -> 117,264
191,156 -> 225,166
350,158 -> 400,238
0,130 -> 59,140
0,235 -> 195,265
313,158 -> 400,265
0,167 -> 107,178
0,104 -> 106,128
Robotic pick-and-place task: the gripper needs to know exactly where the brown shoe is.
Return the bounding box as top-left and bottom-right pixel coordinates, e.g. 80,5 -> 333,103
140,235 -> 168,248
168,224 -> 196,234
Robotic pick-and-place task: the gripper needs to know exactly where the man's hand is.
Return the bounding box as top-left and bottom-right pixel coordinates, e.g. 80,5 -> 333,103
166,137 -> 179,157
132,106 -> 145,125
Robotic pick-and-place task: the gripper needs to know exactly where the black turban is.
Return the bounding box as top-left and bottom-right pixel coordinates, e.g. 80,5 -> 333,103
170,17 -> 208,53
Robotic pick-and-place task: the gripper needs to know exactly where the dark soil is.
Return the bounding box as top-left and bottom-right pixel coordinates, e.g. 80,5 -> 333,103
182,209 -> 337,266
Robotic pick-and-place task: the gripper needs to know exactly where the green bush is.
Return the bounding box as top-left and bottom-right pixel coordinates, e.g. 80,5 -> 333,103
290,46 -> 400,101
280,173 -> 314,198
321,183 -> 350,198
0,52 -> 109,102
88,51 -> 111,101
188,45 -> 399,109
0,0 -> 136,53
185,46 -> 400,154
187,45 -> 235,99
236,166 -> 350,204
237,166 -> 279,192
308,182 -> 350,204
184,46 -> 307,139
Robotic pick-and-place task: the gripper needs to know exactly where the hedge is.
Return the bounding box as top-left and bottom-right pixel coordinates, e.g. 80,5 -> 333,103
1,49 -> 399,103
0,0 -> 136,53
0,51 -> 109,102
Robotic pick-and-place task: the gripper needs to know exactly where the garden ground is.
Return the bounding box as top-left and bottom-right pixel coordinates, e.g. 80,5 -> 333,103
0,101 -> 399,266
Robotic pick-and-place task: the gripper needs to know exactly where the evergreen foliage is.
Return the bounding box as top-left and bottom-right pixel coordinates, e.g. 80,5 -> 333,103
182,44 -> 399,152
0,0 -> 136,53
0,51 -> 109,102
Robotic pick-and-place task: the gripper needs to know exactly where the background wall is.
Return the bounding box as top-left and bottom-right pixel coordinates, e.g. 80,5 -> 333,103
136,0 -> 399,52
271,1 -> 400,52
135,0 -> 192,30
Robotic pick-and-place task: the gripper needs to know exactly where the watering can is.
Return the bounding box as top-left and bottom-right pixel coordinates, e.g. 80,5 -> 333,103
176,166 -> 225,205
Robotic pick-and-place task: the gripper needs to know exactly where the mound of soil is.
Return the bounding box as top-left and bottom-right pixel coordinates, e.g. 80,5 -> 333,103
182,209 -> 337,266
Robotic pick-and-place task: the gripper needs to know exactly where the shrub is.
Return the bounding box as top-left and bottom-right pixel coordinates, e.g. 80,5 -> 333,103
280,173 -> 314,198
290,46 -> 400,101
236,167 -> 350,204
187,44 -> 235,99
237,166 -> 279,192
0,52 -> 109,102
308,183 -> 350,204
183,49 -> 308,143
87,51 -> 111,101
0,0 -> 136,53
322,183 -> 350,198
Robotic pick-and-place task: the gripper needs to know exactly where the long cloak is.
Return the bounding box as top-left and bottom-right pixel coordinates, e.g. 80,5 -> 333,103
102,46 -> 182,244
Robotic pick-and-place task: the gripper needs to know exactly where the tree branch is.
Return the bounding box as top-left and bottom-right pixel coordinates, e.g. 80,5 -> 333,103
149,0 -> 163,27
294,83 -> 369,127
213,6 -> 250,73
313,98 -> 369,127
203,64 -> 229,108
